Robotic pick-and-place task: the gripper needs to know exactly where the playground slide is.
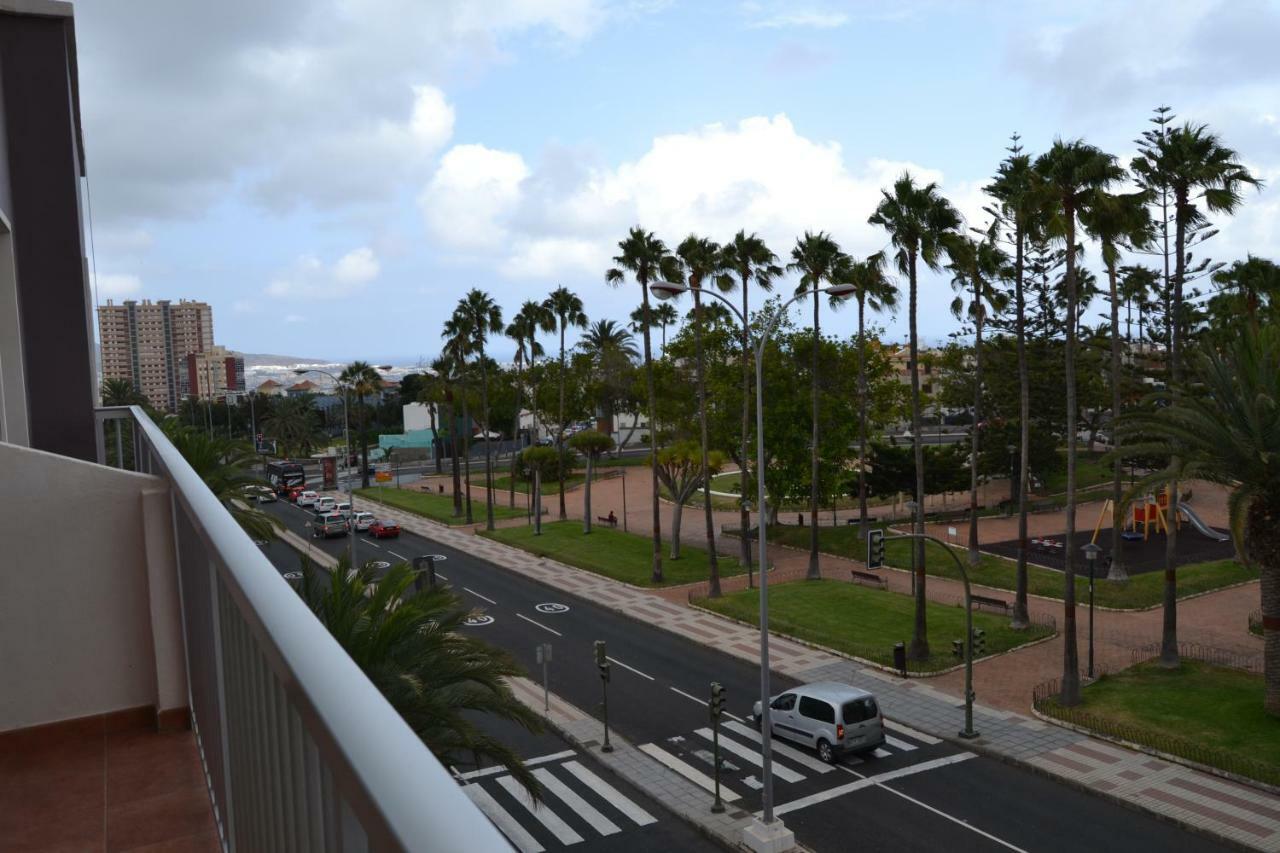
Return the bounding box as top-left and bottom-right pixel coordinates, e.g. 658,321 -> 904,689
1178,503 -> 1231,542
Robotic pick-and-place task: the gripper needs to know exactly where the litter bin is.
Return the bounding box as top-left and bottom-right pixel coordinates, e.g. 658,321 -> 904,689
893,642 -> 907,677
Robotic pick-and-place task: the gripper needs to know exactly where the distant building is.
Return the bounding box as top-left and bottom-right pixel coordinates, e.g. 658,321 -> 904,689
98,298 -> 215,411
255,378 -> 284,396
286,379 -> 320,398
183,345 -> 245,400
404,401 -> 438,431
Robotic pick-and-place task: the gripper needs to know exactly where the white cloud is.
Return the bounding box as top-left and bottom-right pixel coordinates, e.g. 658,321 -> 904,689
422,114 -> 947,278
267,247 -> 381,300
92,272 -> 142,299
284,314 -> 307,324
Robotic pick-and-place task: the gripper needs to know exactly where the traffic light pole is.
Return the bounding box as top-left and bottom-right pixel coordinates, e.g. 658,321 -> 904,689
882,531 -> 980,739
710,682 -> 725,814
595,640 -> 613,752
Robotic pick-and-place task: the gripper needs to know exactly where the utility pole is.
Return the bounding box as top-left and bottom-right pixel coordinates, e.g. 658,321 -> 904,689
594,640 -> 612,752
710,682 -> 726,813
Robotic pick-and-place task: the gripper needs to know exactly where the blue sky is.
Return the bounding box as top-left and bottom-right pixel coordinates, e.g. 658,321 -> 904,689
76,0 -> 1280,364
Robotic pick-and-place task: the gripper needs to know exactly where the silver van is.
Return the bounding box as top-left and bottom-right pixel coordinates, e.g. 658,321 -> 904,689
751,681 -> 884,763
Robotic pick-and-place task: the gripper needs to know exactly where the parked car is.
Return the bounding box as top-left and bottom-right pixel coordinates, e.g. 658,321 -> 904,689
751,681 -> 884,764
369,519 -> 401,539
254,486 -> 278,503
315,496 -> 337,513
296,490 -> 319,507
310,512 -> 349,539
351,511 -> 375,532
336,501 -> 352,518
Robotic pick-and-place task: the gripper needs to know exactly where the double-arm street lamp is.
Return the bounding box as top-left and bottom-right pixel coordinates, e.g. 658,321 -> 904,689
294,365 -> 390,571
650,278 -> 855,847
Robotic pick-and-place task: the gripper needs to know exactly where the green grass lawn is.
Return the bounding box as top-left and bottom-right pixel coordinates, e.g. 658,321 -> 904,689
696,580 -> 1054,673
481,520 -> 747,587
1039,660 -> 1280,786
490,473 -> 586,496
354,487 -> 525,525
761,525 -> 1257,610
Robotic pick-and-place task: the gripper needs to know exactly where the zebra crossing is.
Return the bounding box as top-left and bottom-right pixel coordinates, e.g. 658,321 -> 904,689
460,753 -> 658,852
635,717 -> 946,810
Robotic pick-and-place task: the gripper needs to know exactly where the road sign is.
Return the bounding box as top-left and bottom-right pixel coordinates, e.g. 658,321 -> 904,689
375,471 -> 392,482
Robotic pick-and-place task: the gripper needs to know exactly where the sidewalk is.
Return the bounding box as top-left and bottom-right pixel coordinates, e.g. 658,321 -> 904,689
345,491 -> 1280,851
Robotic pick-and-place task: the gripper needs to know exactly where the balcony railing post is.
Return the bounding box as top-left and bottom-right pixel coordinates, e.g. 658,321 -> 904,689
207,561 -> 238,850
94,410 -> 107,465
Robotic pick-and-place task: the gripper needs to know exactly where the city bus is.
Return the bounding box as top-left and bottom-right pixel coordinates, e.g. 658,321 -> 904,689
265,461 -> 306,495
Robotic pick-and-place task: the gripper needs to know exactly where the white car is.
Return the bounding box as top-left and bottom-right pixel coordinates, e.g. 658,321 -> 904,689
254,486 -> 278,503
315,496 -> 337,513
336,501 -> 352,518
352,511 -> 375,532
296,490 -> 319,507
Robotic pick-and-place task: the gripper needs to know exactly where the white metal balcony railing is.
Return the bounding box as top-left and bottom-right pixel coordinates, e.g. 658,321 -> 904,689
94,405 -> 510,853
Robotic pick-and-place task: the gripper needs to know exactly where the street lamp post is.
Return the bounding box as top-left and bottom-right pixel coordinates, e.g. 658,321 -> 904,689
1082,542 -> 1101,679
651,279 -> 855,848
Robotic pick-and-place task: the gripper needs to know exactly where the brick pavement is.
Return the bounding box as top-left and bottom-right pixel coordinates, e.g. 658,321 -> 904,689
342,491 -> 1280,851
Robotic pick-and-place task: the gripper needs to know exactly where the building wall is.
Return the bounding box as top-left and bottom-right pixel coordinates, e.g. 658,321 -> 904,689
99,299 -> 216,409
0,441 -> 187,732
0,7 -> 96,460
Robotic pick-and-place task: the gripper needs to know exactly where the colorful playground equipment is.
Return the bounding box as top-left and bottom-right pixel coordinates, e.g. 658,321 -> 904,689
1089,488 -> 1230,544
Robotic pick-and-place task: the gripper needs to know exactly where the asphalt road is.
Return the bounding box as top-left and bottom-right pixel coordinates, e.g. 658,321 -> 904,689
259,499 -> 1234,853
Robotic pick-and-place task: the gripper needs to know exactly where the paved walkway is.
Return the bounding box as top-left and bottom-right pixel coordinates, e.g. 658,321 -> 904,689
345,491 -> 1280,851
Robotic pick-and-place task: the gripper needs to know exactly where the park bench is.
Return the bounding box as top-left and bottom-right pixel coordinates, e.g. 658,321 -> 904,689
596,515 -> 618,528
844,517 -> 878,526
850,569 -> 887,590
970,594 -> 1010,615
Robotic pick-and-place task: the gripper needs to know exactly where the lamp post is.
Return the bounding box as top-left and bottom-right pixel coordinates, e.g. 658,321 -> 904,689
1082,542 -> 1101,679
294,365 -> 392,571
650,278 -> 855,846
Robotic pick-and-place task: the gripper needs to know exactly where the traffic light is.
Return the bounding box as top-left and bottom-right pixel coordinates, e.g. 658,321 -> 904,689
710,682 -> 726,719
867,529 -> 885,569
594,640 -> 610,682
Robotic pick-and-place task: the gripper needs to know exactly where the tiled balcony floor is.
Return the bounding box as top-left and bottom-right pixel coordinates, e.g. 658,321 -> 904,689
0,708 -> 220,852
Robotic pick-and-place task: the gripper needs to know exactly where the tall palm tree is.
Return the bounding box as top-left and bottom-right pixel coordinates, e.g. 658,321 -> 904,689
788,231 -> 847,581
1211,255 -> 1280,325
296,560 -> 545,793
441,325 -> 475,523
719,231 -> 783,581
1034,139 -> 1124,705
985,139 -> 1042,628
430,354 -> 464,517
452,290 -> 504,531
1119,327 -> 1280,716
945,231 -> 1009,568
578,319 -> 638,448
841,253 -> 897,536
506,301 -> 555,507
1118,265 -> 1158,347
262,395 -> 322,459
869,173 -> 961,660
542,287 -> 588,520
1130,122 -> 1261,668
1081,190 -> 1153,582
607,227 -> 683,584
677,234 -> 732,597
339,361 -> 382,489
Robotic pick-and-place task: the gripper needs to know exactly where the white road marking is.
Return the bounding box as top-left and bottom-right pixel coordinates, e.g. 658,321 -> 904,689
884,719 -> 941,745
561,761 -> 657,826
670,686 -> 708,706
362,540 -> 382,549
464,587 -> 497,605
638,744 -> 740,802
457,750 -> 575,781
873,776 -> 1032,853
722,721 -> 834,774
771,753 -> 977,817
516,613 -> 562,637
605,656 -> 654,680
496,775 -> 584,846
871,748 -> 894,759
436,572 -> 449,580
387,550 -> 407,560
532,768 -> 621,836
693,728 -> 805,783
464,785 -> 545,853
884,735 -> 918,752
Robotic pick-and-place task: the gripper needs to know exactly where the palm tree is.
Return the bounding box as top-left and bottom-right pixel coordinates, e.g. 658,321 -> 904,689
1211,255 -> 1280,325
945,231 -> 1009,568
1080,190 -> 1153,583
161,420 -> 281,541
569,429 -> 615,533
430,354 -> 464,517
1131,122 -> 1261,668
720,231 -> 783,581
607,227 -> 683,584
339,361 -> 382,489
506,301 -> 555,508
1034,139 -> 1124,704
985,139 -> 1042,628
1118,265 -> 1159,346
869,173 -> 961,660
451,290 -> 504,531
1119,327 -> 1280,715
788,231 -> 847,581
440,326 -> 475,523
101,378 -> 146,467
542,287 -> 588,521
677,235 -> 733,597
295,560 -> 545,793
841,253 -> 897,535
262,395 -> 322,459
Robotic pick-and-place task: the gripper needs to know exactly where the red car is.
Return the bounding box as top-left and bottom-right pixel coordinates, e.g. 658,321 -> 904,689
369,519 -> 400,539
